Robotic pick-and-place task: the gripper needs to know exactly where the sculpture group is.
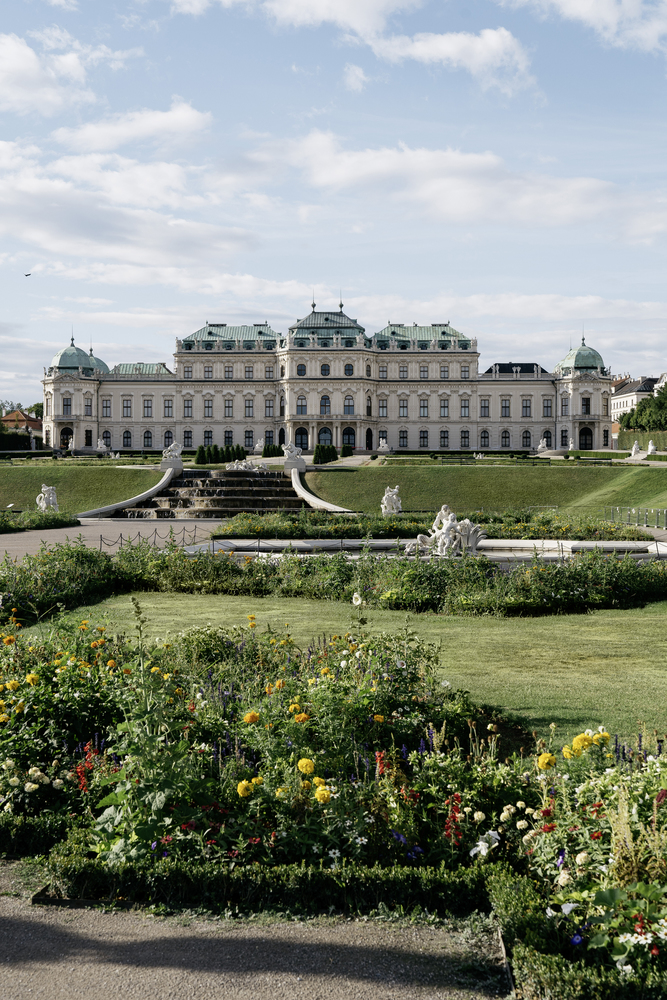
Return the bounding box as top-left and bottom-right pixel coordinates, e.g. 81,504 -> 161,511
405,504 -> 486,558
36,484 -> 58,512
226,459 -> 269,472
381,485 -> 402,517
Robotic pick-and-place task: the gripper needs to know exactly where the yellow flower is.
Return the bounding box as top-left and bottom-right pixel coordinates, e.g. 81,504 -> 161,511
0,714 -> 8,723
572,734 -> 594,753
592,731 -> 610,746
237,780 -> 253,798
313,776 -> 326,787
288,703 -> 300,713
248,623 -> 256,629
373,714 -> 385,723
3,637 -> 15,646
562,746 -> 574,759
151,666 -> 161,673
107,660 -> 116,668
251,776 -> 264,785
275,786 -> 289,799
25,674 -> 39,686
301,781 -> 311,790
247,614 -> 256,620
275,679 -> 285,690
314,786 -> 331,804
294,713 -> 310,723
243,711 -> 260,724
320,667 -> 331,676
265,683 -> 274,695
537,753 -> 557,770
308,678 -> 316,686
298,758 -> 315,774
6,680 -> 19,692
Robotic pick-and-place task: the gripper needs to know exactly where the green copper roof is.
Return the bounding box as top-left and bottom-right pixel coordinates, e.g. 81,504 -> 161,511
290,306 -> 364,333
110,363 -> 173,376
555,337 -> 605,374
374,322 -> 466,342
50,337 -> 94,372
184,323 -> 279,343
87,346 -> 109,374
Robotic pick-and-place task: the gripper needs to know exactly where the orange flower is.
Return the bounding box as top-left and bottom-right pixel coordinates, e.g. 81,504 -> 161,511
123,668 -> 132,675
107,660 -> 116,668
294,712 -> 310,723
244,711 -> 260,724
3,636 -> 15,646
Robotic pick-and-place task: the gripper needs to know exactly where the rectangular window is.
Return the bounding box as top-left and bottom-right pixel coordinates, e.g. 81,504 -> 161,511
204,399 -> 213,419
224,430 -> 233,446
143,399 -> 152,418
561,429 -> 568,447
102,399 -> 111,418
378,399 -> 387,418
440,365 -> 449,379
379,430 -> 387,444
266,431 -> 274,446
480,399 -> 489,418
379,365 -> 387,380
440,399 -> 449,418
122,399 -> 131,418
85,429 -> 92,447
84,399 -> 92,416
399,399 -> 408,418
245,366 -> 254,380
419,399 -> 428,418
265,367 -> 273,379
399,365 -> 408,379
45,397 -> 51,416
522,399 -> 531,418
245,430 -> 254,448
245,399 -> 253,418
184,365 -> 192,379
224,399 -> 233,418
461,365 -> 469,379
543,399 -> 552,418
603,429 -> 609,446
561,397 -> 569,416
204,430 -> 213,446
440,429 -> 449,448
399,430 -> 408,448
265,398 -> 274,418
224,366 -> 233,379
183,399 -> 192,419
163,399 -> 173,418
419,430 -> 429,448
582,397 -> 591,415
460,429 -> 470,448
603,398 -> 608,415
460,399 -> 469,419
183,430 -> 192,448
419,365 -> 428,380
501,399 -> 510,418
204,365 -> 213,379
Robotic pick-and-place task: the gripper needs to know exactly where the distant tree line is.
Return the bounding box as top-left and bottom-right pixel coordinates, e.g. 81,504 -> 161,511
620,385 -> 667,431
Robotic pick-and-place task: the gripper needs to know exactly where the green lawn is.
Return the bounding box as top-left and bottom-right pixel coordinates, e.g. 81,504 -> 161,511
51,592 -> 667,742
0,466 -> 162,514
306,464 -> 667,512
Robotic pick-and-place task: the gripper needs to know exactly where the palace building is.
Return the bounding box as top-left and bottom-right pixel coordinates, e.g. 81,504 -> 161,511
41,304 -> 613,454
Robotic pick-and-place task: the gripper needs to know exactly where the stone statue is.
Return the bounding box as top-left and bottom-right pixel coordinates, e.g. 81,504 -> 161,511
36,485 -> 58,512
162,441 -> 183,460
568,438 -> 574,452
226,458 -> 266,472
406,504 -> 486,558
96,437 -> 108,452
631,440 -> 641,457
537,437 -> 548,453
254,437 -> 265,455
281,441 -> 302,460
381,485 -> 402,517
377,439 -> 390,452
648,440 -> 657,455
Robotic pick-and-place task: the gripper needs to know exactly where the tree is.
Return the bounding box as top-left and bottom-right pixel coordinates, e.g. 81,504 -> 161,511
26,403 -> 43,419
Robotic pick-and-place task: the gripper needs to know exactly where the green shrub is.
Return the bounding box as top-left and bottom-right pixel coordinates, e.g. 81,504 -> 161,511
511,943 -> 667,1000
313,444 -> 338,465
0,812 -> 77,856
341,444 -> 353,458
262,443 -> 283,458
0,510 -> 79,534
195,445 -> 206,465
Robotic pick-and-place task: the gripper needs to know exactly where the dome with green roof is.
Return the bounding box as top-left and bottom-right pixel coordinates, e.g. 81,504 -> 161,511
87,346 -> 109,373
49,337 -> 108,375
555,336 -> 605,376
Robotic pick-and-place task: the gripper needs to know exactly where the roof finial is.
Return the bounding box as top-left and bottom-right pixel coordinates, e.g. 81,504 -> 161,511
339,289 -> 343,312
311,290 -> 316,312
70,325 -> 74,347
582,322 -> 585,346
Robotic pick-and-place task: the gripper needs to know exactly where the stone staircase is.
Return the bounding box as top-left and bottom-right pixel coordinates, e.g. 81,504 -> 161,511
113,468 -> 308,519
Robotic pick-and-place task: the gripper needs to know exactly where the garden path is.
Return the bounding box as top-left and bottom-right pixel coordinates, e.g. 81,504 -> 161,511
0,520 -> 223,559
0,893 -> 507,1000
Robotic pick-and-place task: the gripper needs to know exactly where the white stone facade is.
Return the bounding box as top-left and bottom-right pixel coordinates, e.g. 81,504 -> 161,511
41,311 -> 613,454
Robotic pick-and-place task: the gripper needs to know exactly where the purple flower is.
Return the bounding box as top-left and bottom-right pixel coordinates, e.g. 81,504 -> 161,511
151,841 -> 157,851
570,934 -> 583,946
557,849 -> 566,868
391,830 -> 407,845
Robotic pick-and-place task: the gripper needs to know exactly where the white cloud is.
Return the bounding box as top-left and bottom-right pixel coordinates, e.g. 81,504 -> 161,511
169,0 -> 420,36
44,0 -> 79,9
52,100 -> 212,152
369,27 -> 534,95
498,0 -> 667,53
343,63 -> 370,91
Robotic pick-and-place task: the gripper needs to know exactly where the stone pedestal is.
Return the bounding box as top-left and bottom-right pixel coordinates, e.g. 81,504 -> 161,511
160,458 -> 184,472
283,456 -> 306,473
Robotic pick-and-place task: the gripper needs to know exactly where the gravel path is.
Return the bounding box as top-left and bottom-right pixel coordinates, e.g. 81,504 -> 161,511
0,520 -> 222,559
0,864 -> 508,1000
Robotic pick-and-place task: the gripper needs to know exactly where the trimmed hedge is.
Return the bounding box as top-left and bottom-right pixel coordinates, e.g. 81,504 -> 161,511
313,444 -> 338,465
619,430 -> 667,451
46,843 -> 490,915
0,813 -> 74,856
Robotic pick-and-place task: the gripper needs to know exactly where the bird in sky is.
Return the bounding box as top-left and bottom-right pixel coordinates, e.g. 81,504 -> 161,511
24,273 -> 31,276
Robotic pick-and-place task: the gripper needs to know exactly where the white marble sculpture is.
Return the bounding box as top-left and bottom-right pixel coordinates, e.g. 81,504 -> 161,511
254,437 -> 265,455
631,440 -> 641,457
96,437 -> 108,452
381,485 -> 402,517
226,458 -> 266,472
377,439 -> 390,453
537,437 -> 548,454
36,484 -> 58,512
162,441 -> 183,460
569,438 -> 574,452
648,440 -> 657,455
406,504 -> 486,558
281,441 -> 302,460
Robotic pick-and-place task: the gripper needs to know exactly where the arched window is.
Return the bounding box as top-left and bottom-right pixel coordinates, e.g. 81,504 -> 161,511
366,365 -> 371,377
297,364 -> 306,376
122,430 -> 132,448
102,430 -> 111,447
480,430 -> 489,448
344,364 -> 353,377
344,395 -> 354,414
543,429 -> 552,448
297,395 -> 307,415
143,430 -> 152,448
164,429 -> 173,448
501,430 -> 510,448
280,397 -> 285,416
366,397 -> 372,416
295,427 -> 308,449
320,395 -> 330,415
318,427 -> 332,445
320,364 -> 330,376
342,427 -> 355,447
522,430 -> 531,449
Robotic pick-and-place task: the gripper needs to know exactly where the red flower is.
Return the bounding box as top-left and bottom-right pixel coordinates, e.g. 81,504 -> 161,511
181,820 -> 196,831
590,831 -> 602,840
540,808 -> 553,818
651,945 -> 660,957
539,822 -> 557,833
248,836 -> 261,844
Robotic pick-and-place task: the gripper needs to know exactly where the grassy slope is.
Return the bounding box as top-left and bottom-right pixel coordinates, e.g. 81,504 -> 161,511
306,465 -> 667,512
51,592 -> 667,741
0,467 -> 162,513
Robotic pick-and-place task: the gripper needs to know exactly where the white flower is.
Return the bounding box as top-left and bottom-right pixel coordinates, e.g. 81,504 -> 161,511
355,836 -> 368,845
52,779 -> 64,790
340,660 -> 347,668
516,801 -> 526,809
470,830 -> 500,858
3,760 -> 14,769
557,869 -> 571,887
352,593 -> 362,606
328,849 -> 340,858
24,782 -> 39,793
397,659 -> 407,670
516,820 -> 528,830
3,802 -> 12,813
500,811 -> 511,823
575,851 -> 589,866
28,767 -> 40,776
355,651 -> 362,658
8,777 -> 19,787
522,833 -> 533,844
473,811 -> 486,823
561,903 -> 578,915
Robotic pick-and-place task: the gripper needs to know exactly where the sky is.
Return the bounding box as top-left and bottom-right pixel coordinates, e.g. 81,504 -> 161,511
3,0 -> 667,404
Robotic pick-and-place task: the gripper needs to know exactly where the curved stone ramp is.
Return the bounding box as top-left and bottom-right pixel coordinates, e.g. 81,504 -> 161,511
291,468 -> 352,513
77,467 -> 178,519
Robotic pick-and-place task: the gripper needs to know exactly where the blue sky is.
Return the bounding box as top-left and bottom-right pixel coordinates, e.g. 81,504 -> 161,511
3,0 -> 667,403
